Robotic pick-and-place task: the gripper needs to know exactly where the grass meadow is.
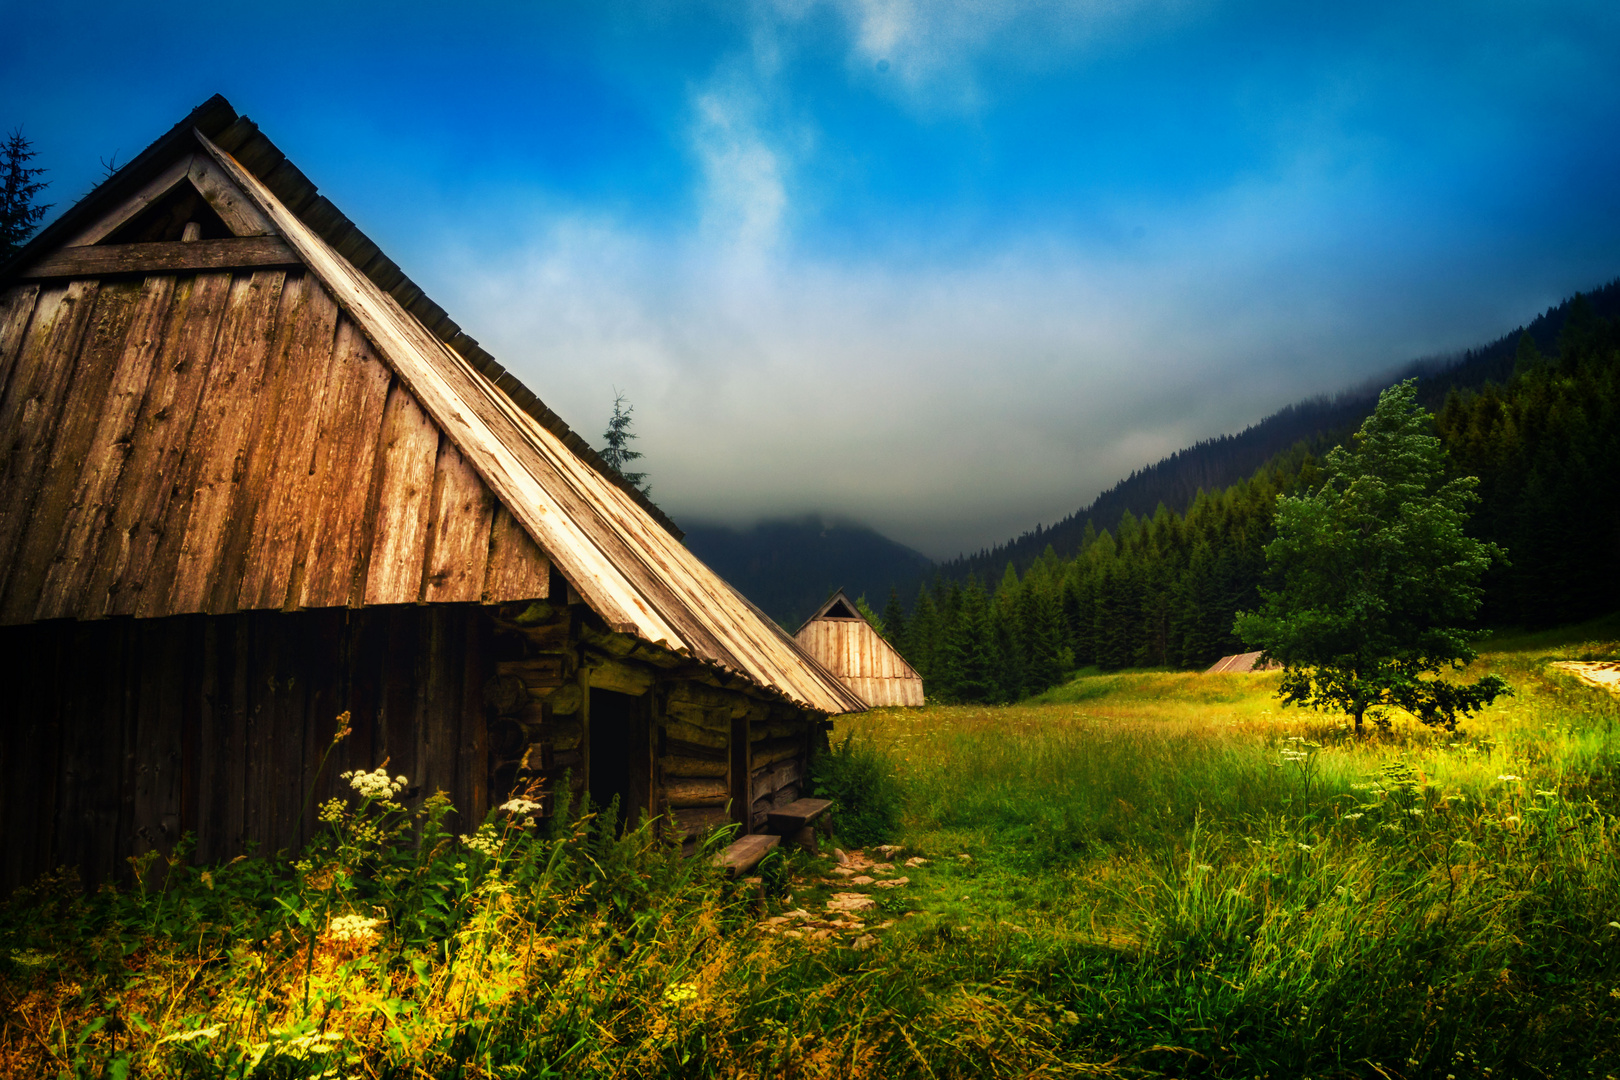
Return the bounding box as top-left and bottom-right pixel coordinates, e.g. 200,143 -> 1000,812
3,613 -> 1619,1078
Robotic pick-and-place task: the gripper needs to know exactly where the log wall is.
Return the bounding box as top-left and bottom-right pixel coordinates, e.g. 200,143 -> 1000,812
482,602 -> 823,845
0,604 -> 491,893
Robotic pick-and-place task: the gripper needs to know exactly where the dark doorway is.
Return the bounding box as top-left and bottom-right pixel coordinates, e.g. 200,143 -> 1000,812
588,689 -> 647,834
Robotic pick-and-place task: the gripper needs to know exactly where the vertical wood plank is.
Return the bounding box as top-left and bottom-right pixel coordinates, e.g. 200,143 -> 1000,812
235,277 -> 343,611
0,283 -> 42,394
382,608 -> 419,786
3,278 -> 146,624
290,319 -> 393,610
33,277 -> 177,621
92,273 -> 234,618
179,615 -> 207,856
205,273 -> 327,613
296,611 -> 346,850
269,612 -> 311,854
414,608 -> 454,805
159,269 -> 287,616
132,617 -> 186,865
363,384 -> 440,606
458,609 -> 490,827
0,282 -> 102,612
421,440 -> 496,604
483,505 -> 550,603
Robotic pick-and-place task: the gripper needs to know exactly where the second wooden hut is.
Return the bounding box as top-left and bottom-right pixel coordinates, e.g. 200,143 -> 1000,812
794,591 -> 924,708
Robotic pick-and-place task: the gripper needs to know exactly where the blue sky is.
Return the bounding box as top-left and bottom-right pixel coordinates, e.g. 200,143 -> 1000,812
7,1 -> 1620,556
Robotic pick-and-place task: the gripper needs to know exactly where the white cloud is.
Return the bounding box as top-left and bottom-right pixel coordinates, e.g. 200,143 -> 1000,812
433,162 -> 1508,558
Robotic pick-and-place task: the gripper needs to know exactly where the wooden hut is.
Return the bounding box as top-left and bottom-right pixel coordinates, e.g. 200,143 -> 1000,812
0,96 -> 863,892
794,591 -> 924,708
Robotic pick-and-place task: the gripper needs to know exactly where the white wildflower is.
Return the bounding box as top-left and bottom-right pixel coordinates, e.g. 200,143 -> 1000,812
328,914 -> 384,944
1296,842 -> 1315,852
159,1025 -> 223,1044
1343,813 -> 1365,821
1496,774 -> 1521,782
1407,809 -> 1424,817
461,824 -> 502,858
499,798 -> 543,817
340,766 -> 407,801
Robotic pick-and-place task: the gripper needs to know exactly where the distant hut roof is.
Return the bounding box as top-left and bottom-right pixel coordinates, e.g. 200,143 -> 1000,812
0,95 -> 863,716
795,590 -> 924,708
1204,651 -> 1280,674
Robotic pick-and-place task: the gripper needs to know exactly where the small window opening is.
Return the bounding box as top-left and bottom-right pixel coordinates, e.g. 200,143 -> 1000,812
103,180 -> 234,244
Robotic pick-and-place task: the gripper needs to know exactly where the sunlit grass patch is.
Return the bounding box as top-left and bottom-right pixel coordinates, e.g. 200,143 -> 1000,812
4,630 -> 1619,1077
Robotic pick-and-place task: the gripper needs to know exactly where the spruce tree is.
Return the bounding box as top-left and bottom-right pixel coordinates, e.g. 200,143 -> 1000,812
1235,380 -> 1510,733
881,586 -> 908,657
599,391 -> 650,495
1,128 -> 51,258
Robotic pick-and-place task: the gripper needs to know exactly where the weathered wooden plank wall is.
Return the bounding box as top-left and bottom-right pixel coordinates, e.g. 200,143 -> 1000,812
0,604 -> 492,893
794,620 -> 924,708
0,271 -> 549,627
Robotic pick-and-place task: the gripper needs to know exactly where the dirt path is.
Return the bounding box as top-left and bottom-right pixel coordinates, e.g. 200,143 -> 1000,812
1552,661 -> 1620,693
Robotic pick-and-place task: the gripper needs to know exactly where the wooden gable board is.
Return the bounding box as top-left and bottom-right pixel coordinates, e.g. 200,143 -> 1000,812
191,131 -> 862,714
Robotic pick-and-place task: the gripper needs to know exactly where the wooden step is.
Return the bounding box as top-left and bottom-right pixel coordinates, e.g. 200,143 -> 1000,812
713,833 -> 780,878
766,797 -> 833,834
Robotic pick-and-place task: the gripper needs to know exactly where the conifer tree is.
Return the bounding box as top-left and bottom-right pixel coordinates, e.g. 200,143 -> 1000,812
599,391 -> 649,495
881,586 -> 908,657
1,128 -> 51,258
1236,380 -> 1510,733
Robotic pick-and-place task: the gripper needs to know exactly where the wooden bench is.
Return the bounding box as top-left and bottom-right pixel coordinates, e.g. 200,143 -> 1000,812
766,798 -> 833,853
713,833 -> 780,878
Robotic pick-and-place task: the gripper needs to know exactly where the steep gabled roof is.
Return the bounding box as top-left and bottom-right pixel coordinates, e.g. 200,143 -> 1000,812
800,588 -> 863,628
1,95 -> 677,536
0,96 -> 863,715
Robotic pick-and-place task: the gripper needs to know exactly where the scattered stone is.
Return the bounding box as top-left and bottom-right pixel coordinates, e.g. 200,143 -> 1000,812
957,854 -> 973,862
809,928 -> 837,942
904,856 -> 930,868
850,875 -> 876,886
782,909 -> 813,921
763,916 -> 791,926
871,863 -> 895,872
782,930 -> 804,940
833,848 -> 850,866
875,844 -> 904,858
826,892 -> 878,913
875,920 -> 896,930
831,866 -> 856,878
874,876 -> 909,889
851,934 -> 878,951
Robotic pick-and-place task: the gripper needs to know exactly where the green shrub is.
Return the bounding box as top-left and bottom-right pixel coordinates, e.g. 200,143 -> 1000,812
810,734 -> 905,847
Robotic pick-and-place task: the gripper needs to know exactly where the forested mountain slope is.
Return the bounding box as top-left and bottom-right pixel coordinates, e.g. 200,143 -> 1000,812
883,288 -> 1620,703
936,279 -> 1620,583
682,517 -> 932,629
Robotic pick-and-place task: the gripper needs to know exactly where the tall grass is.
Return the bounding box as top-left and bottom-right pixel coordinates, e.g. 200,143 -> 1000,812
3,619 -> 1618,1077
